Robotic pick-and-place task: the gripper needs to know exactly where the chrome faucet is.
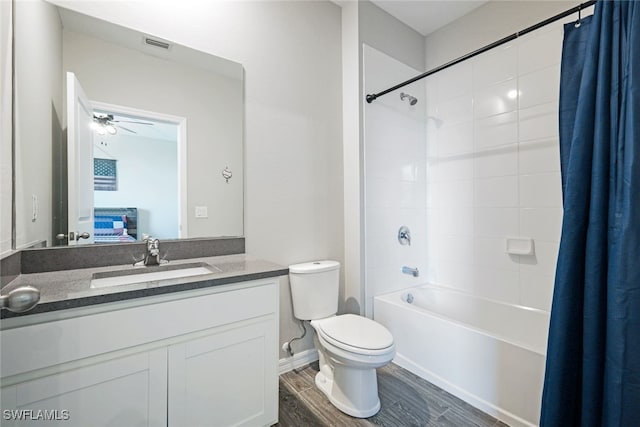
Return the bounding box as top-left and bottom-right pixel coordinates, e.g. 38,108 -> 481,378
134,236 -> 168,266
402,266 -> 419,277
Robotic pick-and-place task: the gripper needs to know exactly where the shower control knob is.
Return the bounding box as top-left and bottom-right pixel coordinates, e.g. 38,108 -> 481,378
398,226 -> 411,246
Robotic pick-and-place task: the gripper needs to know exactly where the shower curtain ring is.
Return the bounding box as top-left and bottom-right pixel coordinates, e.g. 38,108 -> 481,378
575,5 -> 582,28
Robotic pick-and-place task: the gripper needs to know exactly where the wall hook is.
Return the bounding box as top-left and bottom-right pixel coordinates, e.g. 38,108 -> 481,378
222,166 -> 232,183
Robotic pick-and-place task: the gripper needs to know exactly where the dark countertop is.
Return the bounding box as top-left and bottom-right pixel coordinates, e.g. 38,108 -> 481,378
0,254 -> 288,319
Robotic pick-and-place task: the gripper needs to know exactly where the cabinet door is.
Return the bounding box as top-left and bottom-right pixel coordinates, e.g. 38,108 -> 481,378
0,348 -> 167,427
168,318 -> 278,427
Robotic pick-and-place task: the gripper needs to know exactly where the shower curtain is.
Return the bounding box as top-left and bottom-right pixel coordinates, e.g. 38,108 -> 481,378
541,1 -> 640,426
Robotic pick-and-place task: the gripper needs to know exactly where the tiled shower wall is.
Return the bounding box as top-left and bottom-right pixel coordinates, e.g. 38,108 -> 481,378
425,23 -> 564,312
363,45 -> 427,317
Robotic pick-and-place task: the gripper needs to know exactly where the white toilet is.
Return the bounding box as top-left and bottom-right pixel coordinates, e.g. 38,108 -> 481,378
289,260 -> 395,418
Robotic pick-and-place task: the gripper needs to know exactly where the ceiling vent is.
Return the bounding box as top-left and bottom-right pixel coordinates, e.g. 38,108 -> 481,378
144,37 -> 171,50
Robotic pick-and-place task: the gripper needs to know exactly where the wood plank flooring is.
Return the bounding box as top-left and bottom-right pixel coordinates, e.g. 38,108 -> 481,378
277,362 -> 509,427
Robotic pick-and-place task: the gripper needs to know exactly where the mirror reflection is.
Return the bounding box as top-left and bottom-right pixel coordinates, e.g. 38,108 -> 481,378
13,1 -> 244,249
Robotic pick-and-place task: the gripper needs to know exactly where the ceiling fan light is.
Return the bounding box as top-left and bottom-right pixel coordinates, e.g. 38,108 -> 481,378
96,126 -> 106,135
105,125 -> 117,135
90,122 -> 100,131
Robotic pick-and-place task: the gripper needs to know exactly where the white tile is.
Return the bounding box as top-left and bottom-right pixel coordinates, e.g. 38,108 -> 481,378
520,271 -> 555,311
519,138 -> 561,174
365,234 -> 399,270
438,207 -> 474,237
518,65 -> 560,109
520,172 -> 562,208
426,75 -> 439,117
436,180 -> 474,207
519,240 -> 560,278
437,93 -> 473,125
435,235 -> 475,263
518,26 -> 563,75
366,207 -> 426,239
472,267 -> 520,304
474,111 -> 518,149
365,149 -> 426,182
436,61 -> 472,101
434,260 -> 475,292
437,122 -> 474,156
474,237 -> 520,271
475,176 -> 519,207
365,177 -> 396,208
519,102 -> 559,142
520,208 -> 563,242
473,144 -> 518,178
475,207 -> 519,238
399,181 -> 427,209
474,79 -> 518,119
366,147 -> 425,183
368,266 -> 419,299
473,43 -> 517,88
426,181 -> 437,208
433,156 -> 474,182
426,230 -> 442,262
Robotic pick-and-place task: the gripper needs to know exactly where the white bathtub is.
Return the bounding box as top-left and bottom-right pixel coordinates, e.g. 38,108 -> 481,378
374,285 -> 549,427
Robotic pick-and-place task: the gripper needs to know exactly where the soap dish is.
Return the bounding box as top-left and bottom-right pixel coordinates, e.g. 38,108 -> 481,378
505,238 -> 535,256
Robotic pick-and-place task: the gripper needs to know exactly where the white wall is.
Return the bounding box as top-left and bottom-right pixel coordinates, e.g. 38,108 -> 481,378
13,0 -> 63,248
62,29 -> 243,238
363,45 -> 426,316
425,1 -> 583,69
93,134 -> 179,239
0,0 -> 12,256
359,1 -> 425,72
51,0 -> 344,358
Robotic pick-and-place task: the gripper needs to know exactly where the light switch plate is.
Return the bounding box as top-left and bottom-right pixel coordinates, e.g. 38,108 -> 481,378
195,206 -> 208,218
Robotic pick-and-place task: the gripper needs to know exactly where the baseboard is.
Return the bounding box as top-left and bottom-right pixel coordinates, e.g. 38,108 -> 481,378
279,348 -> 318,374
393,353 -> 535,427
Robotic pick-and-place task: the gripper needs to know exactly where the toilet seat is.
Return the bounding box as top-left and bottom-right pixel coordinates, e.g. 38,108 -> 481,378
313,314 -> 394,356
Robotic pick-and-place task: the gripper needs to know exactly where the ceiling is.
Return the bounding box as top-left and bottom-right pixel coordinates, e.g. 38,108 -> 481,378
371,0 -> 489,36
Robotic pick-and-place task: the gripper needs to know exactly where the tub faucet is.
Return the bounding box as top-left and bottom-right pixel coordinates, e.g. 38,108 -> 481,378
135,236 -> 168,266
402,266 -> 419,277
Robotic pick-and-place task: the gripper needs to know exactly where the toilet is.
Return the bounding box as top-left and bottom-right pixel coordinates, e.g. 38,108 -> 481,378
289,260 -> 395,418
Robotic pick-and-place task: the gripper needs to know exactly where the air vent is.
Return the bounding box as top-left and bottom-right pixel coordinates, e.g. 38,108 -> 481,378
144,37 -> 171,50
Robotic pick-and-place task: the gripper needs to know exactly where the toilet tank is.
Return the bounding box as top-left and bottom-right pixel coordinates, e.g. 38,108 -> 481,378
289,260 -> 340,320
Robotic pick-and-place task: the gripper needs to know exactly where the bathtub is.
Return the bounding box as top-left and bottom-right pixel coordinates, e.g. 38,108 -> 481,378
374,285 -> 549,427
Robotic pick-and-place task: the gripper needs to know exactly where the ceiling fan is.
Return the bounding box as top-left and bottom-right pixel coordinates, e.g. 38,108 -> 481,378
92,113 -> 153,135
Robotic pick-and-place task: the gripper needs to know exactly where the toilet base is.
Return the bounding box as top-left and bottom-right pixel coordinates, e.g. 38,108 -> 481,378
314,368 -> 381,418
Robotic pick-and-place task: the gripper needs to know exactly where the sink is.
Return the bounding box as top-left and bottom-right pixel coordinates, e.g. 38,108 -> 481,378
90,262 -> 221,289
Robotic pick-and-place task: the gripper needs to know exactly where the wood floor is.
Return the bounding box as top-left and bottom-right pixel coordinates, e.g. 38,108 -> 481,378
277,362 -> 509,427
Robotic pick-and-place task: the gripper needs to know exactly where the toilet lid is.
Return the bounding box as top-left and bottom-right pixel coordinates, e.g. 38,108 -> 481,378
317,314 -> 394,350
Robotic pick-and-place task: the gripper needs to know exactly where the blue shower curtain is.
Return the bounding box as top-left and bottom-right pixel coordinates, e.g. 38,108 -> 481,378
541,1 -> 640,426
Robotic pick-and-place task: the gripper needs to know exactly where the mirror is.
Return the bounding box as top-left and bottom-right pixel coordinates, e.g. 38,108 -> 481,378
13,0 -> 244,249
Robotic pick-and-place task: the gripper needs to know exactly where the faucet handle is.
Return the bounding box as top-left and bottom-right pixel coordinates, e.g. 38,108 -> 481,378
398,226 -> 411,246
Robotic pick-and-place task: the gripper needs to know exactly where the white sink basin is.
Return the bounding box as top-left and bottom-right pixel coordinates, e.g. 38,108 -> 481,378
90,263 -> 221,289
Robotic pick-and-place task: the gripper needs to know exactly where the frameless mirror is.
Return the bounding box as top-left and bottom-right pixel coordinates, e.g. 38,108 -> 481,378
13,1 -> 244,249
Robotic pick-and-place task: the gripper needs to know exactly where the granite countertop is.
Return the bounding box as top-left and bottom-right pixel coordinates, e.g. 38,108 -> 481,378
0,254 -> 288,319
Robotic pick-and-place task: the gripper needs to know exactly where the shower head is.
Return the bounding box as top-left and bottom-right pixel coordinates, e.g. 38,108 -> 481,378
400,92 -> 418,106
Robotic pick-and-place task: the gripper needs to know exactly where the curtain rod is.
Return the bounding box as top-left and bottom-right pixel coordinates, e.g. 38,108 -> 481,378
365,0 -> 597,104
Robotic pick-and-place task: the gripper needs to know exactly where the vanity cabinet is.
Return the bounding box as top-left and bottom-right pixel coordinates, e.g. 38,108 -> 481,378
0,279 -> 279,427
1,348 -> 168,427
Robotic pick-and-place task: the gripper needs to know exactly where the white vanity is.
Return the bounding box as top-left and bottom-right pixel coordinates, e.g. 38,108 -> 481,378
0,255 -> 283,427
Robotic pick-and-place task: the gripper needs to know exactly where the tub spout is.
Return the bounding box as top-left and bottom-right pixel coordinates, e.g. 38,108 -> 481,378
402,266 -> 419,277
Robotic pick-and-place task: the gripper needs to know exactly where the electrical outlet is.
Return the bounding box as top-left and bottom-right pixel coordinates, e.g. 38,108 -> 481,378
195,206 -> 208,218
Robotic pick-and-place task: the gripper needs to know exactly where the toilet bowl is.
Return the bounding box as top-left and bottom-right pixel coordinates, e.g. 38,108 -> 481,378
310,314 -> 395,418
288,260 -> 395,418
